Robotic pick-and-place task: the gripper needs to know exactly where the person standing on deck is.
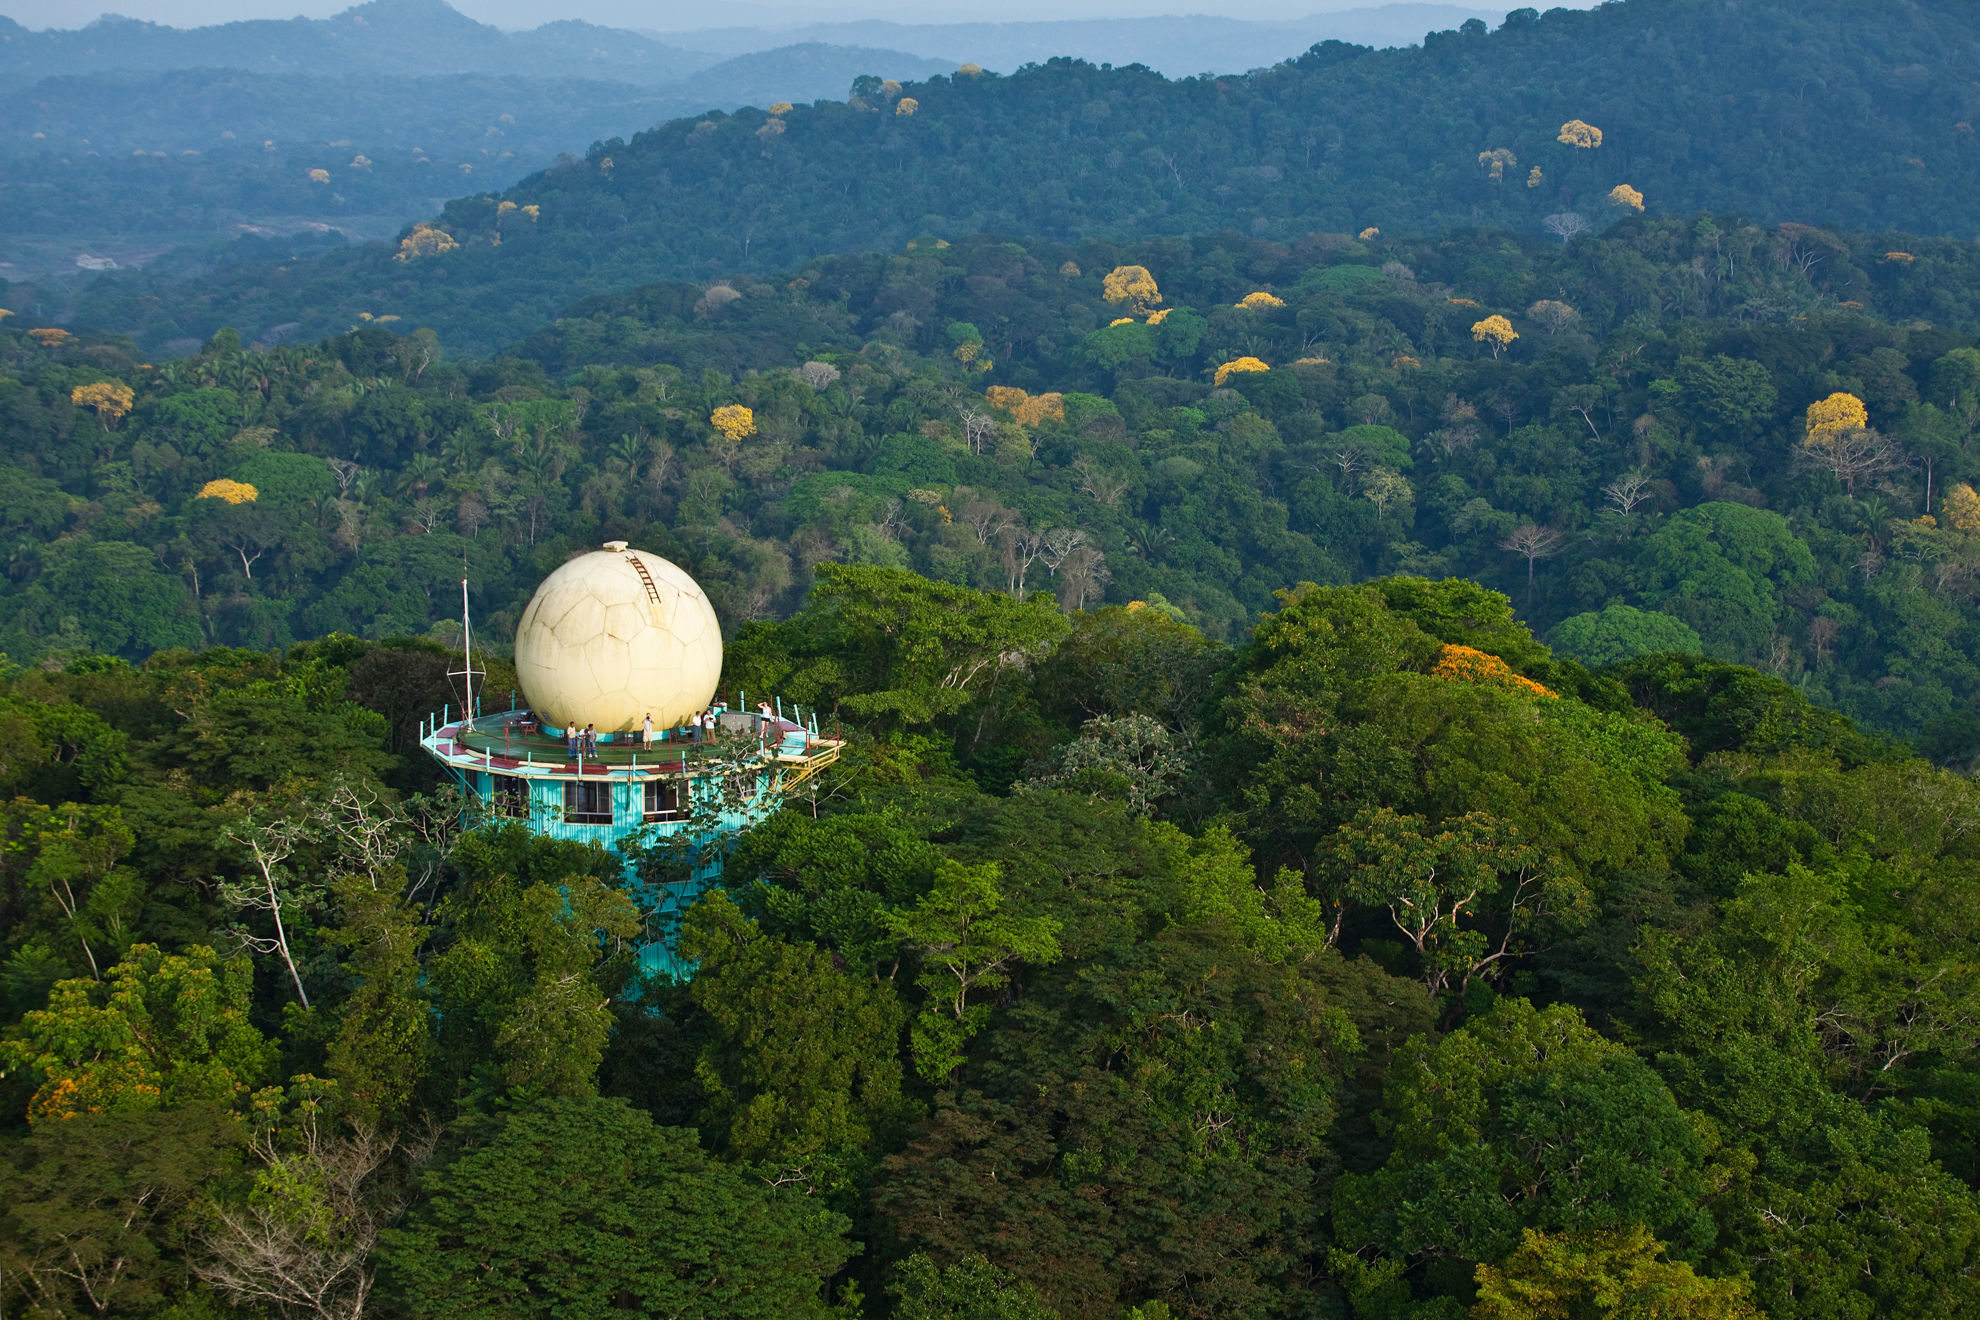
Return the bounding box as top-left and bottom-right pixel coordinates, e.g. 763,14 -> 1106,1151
642,713 -> 654,749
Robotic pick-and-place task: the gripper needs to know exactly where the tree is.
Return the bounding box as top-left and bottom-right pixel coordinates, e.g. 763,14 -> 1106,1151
1526,299 -> 1579,334
1557,119 -> 1604,148
197,478 -> 259,504
321,874 -> 432,1130
891,1253 -> 1061,1320
1022,713 -> 1185,815
1603,470 -> 1655,515
1944,481 -> 1980,534
1799,424 -> 1902,495
427,852 -> 640,1097
1472,314 -> 1519,357
1805,391 -> 1869,437
1473,1226 -> 1759,1320
220,806 -> 321,1007
679,892 -> 907,1187
1,1104 -> 245,1319
194,1080 -> 411,1320
1214,356 -> 1270,385
1543,213 -> 1591,242
1326,807 -> 1579,994
70,382 -> 135,430
1334,1000 -> 1715,1296
1608,183 -> 1645,211
1478,148 -> 1517,181
380,1095 -> 852,1320
1550,606 -> 1703,667
746,562 -> 1069,729
710,403 -> 756,443
1102,264 -> 1162,315
884,858 -> 1062,1083
1500,523 -> 1563,602
2,943 -> 277,1122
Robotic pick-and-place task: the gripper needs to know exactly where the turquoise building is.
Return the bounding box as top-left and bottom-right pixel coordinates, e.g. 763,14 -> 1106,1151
420,543 -> 841,977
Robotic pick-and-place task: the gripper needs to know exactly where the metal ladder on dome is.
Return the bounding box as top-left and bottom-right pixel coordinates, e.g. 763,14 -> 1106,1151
625,551 -> 666,611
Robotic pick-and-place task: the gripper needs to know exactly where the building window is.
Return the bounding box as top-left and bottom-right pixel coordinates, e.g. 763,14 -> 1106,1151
644,778 -> 686,823
492,774 -> 529,820
563,778 -> 613,825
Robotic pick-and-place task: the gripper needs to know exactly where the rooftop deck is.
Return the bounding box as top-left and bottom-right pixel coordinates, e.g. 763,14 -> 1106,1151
421,705 -> 843,781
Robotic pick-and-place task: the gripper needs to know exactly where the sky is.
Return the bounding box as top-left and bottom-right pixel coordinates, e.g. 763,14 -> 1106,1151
12,0 -> 1593,32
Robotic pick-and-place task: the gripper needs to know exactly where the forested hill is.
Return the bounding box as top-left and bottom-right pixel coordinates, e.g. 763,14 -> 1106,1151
39,0 -> 1980,354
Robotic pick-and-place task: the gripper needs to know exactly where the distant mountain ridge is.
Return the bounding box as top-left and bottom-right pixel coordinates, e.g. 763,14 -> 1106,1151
0,0 -> 713,83
0,42 -> 957,280
0,0 -> 1505,85
26,0 -> 1980,355
655,6 -> 1505,76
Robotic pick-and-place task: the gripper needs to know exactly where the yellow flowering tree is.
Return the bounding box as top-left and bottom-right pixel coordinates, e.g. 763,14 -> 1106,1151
1358,226 -> 1380,240
768,101 -> 793,116
1471,315 -> 1519,358
307,168 -> 330,183
1214,357 -> 1270,386
1943,482 -> 1980,534
1058,260 -> 1082,278
1557,119 -> 1603,148
896,97 -> 919,117
1477,148 -> 1517,181
197,479 -> 259,504
983,387 -> 1063,425
957,62 -> 984,76
710,405 -> 756,443
71,381 -> 135,429
1527,166 -> 1544,187
1146,308 -> 1172,325
1800,392 -> 1894,493
1236,291 -> 1286,309
1608,183 -> 1645,211
1805,392 -> 1868,437
396,223 -> 457,262
1102,265 -> 1162,315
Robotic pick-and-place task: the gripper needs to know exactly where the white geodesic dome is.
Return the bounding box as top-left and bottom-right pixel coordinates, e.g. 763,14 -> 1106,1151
512,543 -> 722,732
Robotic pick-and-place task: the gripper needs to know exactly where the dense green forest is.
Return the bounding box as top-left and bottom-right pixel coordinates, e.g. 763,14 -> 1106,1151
10,217 -> 1980,754
29,0 -> 1980,353
8,1 -> 1980,1314
2,562 -> 1979,1319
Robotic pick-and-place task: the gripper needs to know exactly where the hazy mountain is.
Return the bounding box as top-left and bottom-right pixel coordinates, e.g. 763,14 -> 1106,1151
0,44 -> 954,279
0,0 -> 714,83
656,5 -> 1507,75
32,0 -> 1980,353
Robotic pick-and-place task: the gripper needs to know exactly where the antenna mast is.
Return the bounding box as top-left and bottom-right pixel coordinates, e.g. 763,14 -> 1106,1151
450,577 -> 486,719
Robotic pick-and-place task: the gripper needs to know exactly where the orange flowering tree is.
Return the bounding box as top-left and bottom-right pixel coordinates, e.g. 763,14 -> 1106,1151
1431,644 -> 1558,699
1,944 -> 276,1122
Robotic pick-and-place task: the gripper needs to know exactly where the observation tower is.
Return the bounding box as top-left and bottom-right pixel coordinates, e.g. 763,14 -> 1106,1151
419,541 -> 842,977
